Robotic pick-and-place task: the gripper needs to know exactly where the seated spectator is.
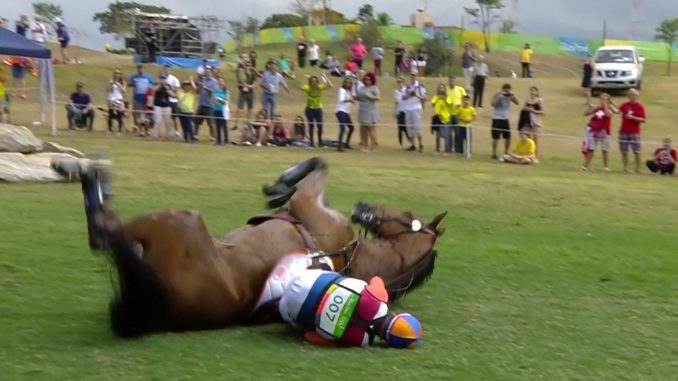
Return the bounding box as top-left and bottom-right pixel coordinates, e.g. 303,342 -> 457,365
238,109 -> 271,146
269,114 -> 290,146
278,53 -> 296,79
647,138 -> 677,175
500,129 -> 536,164
344,58 -> 358,77
292,115 -> 307,141
66,82 -> 95,130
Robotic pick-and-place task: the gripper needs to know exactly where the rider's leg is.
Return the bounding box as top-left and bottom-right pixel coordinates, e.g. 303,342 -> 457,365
262,157 -> 327,202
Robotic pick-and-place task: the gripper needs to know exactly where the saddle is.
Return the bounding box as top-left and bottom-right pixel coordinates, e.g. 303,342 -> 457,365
247,209 -> 317,252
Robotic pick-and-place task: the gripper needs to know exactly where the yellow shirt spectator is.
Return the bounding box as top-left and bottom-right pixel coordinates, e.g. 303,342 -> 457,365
457,105 -> 476,128
0,67 -> 6,98
514,137 -> 536,158
431,95 -> 452,123
521,48 -> 533,64
303,84 -> 327,109
446,85 -> 466,115
178,90 -> 196,114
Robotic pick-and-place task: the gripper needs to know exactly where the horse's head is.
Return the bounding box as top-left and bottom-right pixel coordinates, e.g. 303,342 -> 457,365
348,202 -> 447,300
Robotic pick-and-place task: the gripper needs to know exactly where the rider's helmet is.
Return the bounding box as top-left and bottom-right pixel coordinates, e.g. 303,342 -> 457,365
384,313 -> 423,348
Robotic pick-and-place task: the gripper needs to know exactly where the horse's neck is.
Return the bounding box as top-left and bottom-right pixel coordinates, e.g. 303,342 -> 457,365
351,239 -> 403,280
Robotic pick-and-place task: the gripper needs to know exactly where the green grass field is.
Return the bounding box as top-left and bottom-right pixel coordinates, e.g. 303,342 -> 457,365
1,44 -> 678,380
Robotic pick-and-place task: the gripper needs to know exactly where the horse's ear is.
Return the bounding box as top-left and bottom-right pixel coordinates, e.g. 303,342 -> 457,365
429,211 -> 448,229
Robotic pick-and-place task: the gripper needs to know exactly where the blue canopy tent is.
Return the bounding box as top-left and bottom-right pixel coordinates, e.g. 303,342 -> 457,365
0,27 -> 56,136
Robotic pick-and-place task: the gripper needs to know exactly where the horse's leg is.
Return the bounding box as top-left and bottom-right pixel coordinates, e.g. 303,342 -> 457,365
262,157 -> 327,208
289,169 -> 355,255
99,209 -> 242,333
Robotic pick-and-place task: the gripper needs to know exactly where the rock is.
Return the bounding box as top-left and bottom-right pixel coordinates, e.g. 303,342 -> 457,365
0,152 -> 81,182
42,141 -> 85,158
0,123 -> 43,153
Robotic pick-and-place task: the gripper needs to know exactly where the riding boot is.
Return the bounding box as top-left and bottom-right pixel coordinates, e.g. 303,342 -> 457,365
265,185 -> 298,209
262,157 -> 327,197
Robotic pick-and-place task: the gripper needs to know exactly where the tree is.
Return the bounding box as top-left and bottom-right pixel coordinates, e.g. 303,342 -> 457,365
244,17 -> 260,34
499,19 -> 516,34
357,4 -> 375,23
228,18 -> 259,48
655,18 -> 678,76
375,12 -> 393,26
464,0 -> 505,52
93,1 -> 171,40
417,34 -> 454,76
261,13 -> 306,29
33,1 -> 63,21
290,0 -> 311,24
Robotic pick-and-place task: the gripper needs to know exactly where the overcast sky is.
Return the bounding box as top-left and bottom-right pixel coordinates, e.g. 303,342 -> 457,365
4,0 -> 677,50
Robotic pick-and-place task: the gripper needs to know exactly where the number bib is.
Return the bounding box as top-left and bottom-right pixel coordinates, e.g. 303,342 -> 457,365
315,284 -> 361,339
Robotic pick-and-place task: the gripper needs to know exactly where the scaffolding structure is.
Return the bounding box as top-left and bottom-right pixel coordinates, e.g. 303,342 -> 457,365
124,10 -> 204,58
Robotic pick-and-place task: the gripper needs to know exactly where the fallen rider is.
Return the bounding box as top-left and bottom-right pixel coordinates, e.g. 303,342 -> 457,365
254,254 -> 423,348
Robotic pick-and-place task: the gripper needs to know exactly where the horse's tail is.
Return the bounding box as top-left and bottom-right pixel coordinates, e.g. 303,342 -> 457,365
103,229 -> 169,338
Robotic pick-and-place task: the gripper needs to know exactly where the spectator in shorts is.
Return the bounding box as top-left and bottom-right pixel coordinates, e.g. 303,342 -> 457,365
309,40 -> 320,67
152,74 -> 175,139
517,86 -> 545,160
431,84 -> 452,156
402,73 -> 427,153
212,77 -> 230,145
260,61 -> 289,121
177,78 -> 197,142
500,129 -> 536,164
394,76 -> 408,146
582,93 -> 619,171
336,77 -> 355,152
128,65 -> 155,128
66,82 -> 95,130
54,18 -> 70,63
456,95 -> 477,155
618,89 -> 646,173
235,58 -> 260,129
647,138 -> 676,175
161,65 -> 181,136
372,43 -> 384,77
194,68 -> 218,140
490,83 -> 519,159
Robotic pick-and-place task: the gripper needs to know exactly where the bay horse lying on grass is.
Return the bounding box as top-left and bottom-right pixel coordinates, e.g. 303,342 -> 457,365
53,156 -> 446,337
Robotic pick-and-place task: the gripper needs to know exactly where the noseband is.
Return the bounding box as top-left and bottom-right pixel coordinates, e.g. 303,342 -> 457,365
353,210 -> 439,240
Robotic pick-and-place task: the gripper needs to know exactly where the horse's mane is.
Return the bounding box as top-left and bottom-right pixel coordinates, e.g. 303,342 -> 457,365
386,249 -> 437,302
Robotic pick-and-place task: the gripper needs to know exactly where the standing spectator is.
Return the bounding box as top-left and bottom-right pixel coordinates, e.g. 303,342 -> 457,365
647,138 -> 676,175
517,86 -> 545,160
349,38 -> 368,69
107,69 -> 126,134
446,75 -> 467,152
144,25 -> 159,63
402,73 -> 427,153
582,93 -> 618,171
194,68 -> 218,140
66,82 -> 95,130
356,72 -> 380,153
372,42 -> 384,77
0,67 -> 7,123
212,77 -> 230,145
302,74 -> 332,147
309,40 -> 320,67
162,65 -> 181,137
618,89 -> 646,173
461,44 -> 476,92
499,129 -> 536,164
196,59 -> 210,79
15,15 -> 29,37
297,37 -> 308,68
472,55 -> 489,108
394,41 -> 406,76
128,65 -> 156,128
54,18 -> 70,63
152,74 -> 175,139
260,61 -> 289,121
30,16 -> 47,45
177,78 -> 198,143
234,58 -> 259,129
490,83 -> 519,159
249,50 -> 258,69
521,43 -> 533,78
416,50 -> 428,77
335,77 -> 355,152
394,76 -> 408,146
581,53 -> 595,105
408,54 -> 419,75
431,84 -> 452,156
10,57 -> 30,99
456,95 -> 477,155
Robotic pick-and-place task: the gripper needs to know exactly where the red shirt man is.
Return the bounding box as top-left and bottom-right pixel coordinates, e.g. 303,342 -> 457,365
618,89 -> 646,172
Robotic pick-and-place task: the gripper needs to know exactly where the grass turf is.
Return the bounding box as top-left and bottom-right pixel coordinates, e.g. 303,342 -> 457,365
1,45 -> 678,380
